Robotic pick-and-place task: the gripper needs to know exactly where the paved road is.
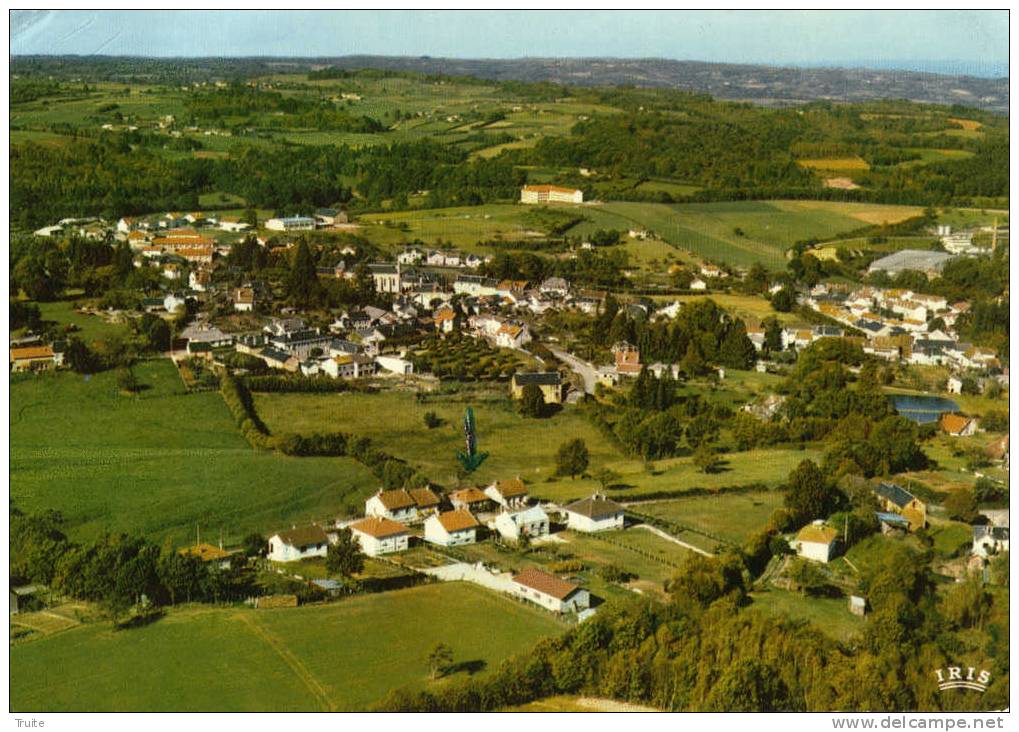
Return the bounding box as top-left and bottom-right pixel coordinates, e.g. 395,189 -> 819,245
548,346 -> 598,395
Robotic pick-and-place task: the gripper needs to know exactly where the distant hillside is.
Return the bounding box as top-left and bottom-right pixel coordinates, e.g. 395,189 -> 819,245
312,56 -> 1009,113
11,54 -> 1007,112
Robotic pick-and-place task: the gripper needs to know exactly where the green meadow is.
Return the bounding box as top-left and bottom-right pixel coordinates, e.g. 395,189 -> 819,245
10,359 -> 381,545
253,388 -> 819,505
10,582 -> 563,712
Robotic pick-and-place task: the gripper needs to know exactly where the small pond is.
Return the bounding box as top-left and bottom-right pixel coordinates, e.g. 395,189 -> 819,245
889,394 -> 959,424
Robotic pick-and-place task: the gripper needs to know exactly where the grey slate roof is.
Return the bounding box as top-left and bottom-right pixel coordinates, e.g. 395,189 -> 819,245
875,482 -> 917,510
513,371 -> 561,386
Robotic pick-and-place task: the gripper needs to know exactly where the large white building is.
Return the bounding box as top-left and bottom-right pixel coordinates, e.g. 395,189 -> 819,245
264,216 -> 316,232
267,525 -> 331,562
563,495 -> 625,533
520,185 -> 583,205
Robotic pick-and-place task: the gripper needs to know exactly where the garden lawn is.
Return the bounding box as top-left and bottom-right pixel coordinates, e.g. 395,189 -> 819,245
637,490 -> 785,547
10,360 -> 381,546
10,582 -> 563,712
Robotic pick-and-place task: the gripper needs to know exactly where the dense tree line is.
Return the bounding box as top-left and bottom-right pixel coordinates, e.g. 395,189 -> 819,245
11,507 -> 258,621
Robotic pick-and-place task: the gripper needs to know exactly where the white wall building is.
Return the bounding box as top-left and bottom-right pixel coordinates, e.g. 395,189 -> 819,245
563,495 -> 625,533
349,517 -> 409,557
267,525 -> 331,562
511,568 -> 590,613
423,510 -> 481,547
364,489 -> 418,523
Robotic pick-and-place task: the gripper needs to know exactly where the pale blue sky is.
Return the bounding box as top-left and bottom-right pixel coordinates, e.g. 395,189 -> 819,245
9,10 -> 1009,77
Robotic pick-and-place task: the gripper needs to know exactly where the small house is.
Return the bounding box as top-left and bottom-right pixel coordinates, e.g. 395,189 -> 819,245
510,371 -> 563,405
563,495 -> 625,533
409,487 -> 442,516
268,526 -> 331,563
424,510 -> 481,547
511,568 -> 590,614
493,505 -> 549,542
179,543 -> 233,569
364,489 -> 418,523
484,477 -> 529,509
449,487 -> 493,513
348,517 -> 409,556
792,523 -> 839,563
10,345 -> 57,372
940,413 -> 979,437
873,482 -> 927,531
848,595 -> 867,617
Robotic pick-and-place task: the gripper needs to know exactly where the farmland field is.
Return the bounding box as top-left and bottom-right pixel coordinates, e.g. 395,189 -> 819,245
10,359 -> 381,545
253,389 -> 818,504
10,583 -> 563,712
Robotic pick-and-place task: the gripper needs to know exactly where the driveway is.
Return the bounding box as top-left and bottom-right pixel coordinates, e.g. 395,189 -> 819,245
548,346 -> 598,395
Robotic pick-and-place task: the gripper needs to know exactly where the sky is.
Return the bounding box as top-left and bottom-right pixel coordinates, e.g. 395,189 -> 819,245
9,10 -> 1009,77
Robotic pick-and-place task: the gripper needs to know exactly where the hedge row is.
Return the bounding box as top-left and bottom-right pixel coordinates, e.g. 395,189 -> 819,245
220,372 -> 430,490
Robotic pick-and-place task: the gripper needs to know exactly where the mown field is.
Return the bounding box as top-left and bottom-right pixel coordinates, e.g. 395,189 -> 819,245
10,582 -> 563,712
253,388 -> 818,505
10,359 -> 381,545
637,490 -> 785,551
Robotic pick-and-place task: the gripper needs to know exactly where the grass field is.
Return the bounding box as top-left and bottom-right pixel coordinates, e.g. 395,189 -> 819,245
748,589 -> 864,643
10,583 -> 563,712
637,490 -> 784,550
33,299 -> 131,343
253,389 -> 817,504
10,360 -> 381,545
596,200 -> 921,269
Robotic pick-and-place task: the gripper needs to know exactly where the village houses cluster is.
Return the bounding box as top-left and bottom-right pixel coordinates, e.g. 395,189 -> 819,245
264,479 -> 625,615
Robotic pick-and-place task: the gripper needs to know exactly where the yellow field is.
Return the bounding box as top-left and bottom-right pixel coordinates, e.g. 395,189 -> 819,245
948,118 -> 983,131
772,200 -> 921,226
797,157 -> 870,172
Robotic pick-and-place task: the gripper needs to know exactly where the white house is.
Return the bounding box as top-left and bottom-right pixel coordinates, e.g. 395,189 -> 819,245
495,322 -> 531,349
689,278 -> 707,291
947,375 -> 964,394
563,495 -> 625,533
267,525 -> 331,562
792,523 -> 839,563
493,505 -> 549,542
424,510 -> 481,547
972,526 -> 1009,559
364,489 -> 418,523
511,568 -> 590,613
348,517 -> 409,557
484,477 -> 529,509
